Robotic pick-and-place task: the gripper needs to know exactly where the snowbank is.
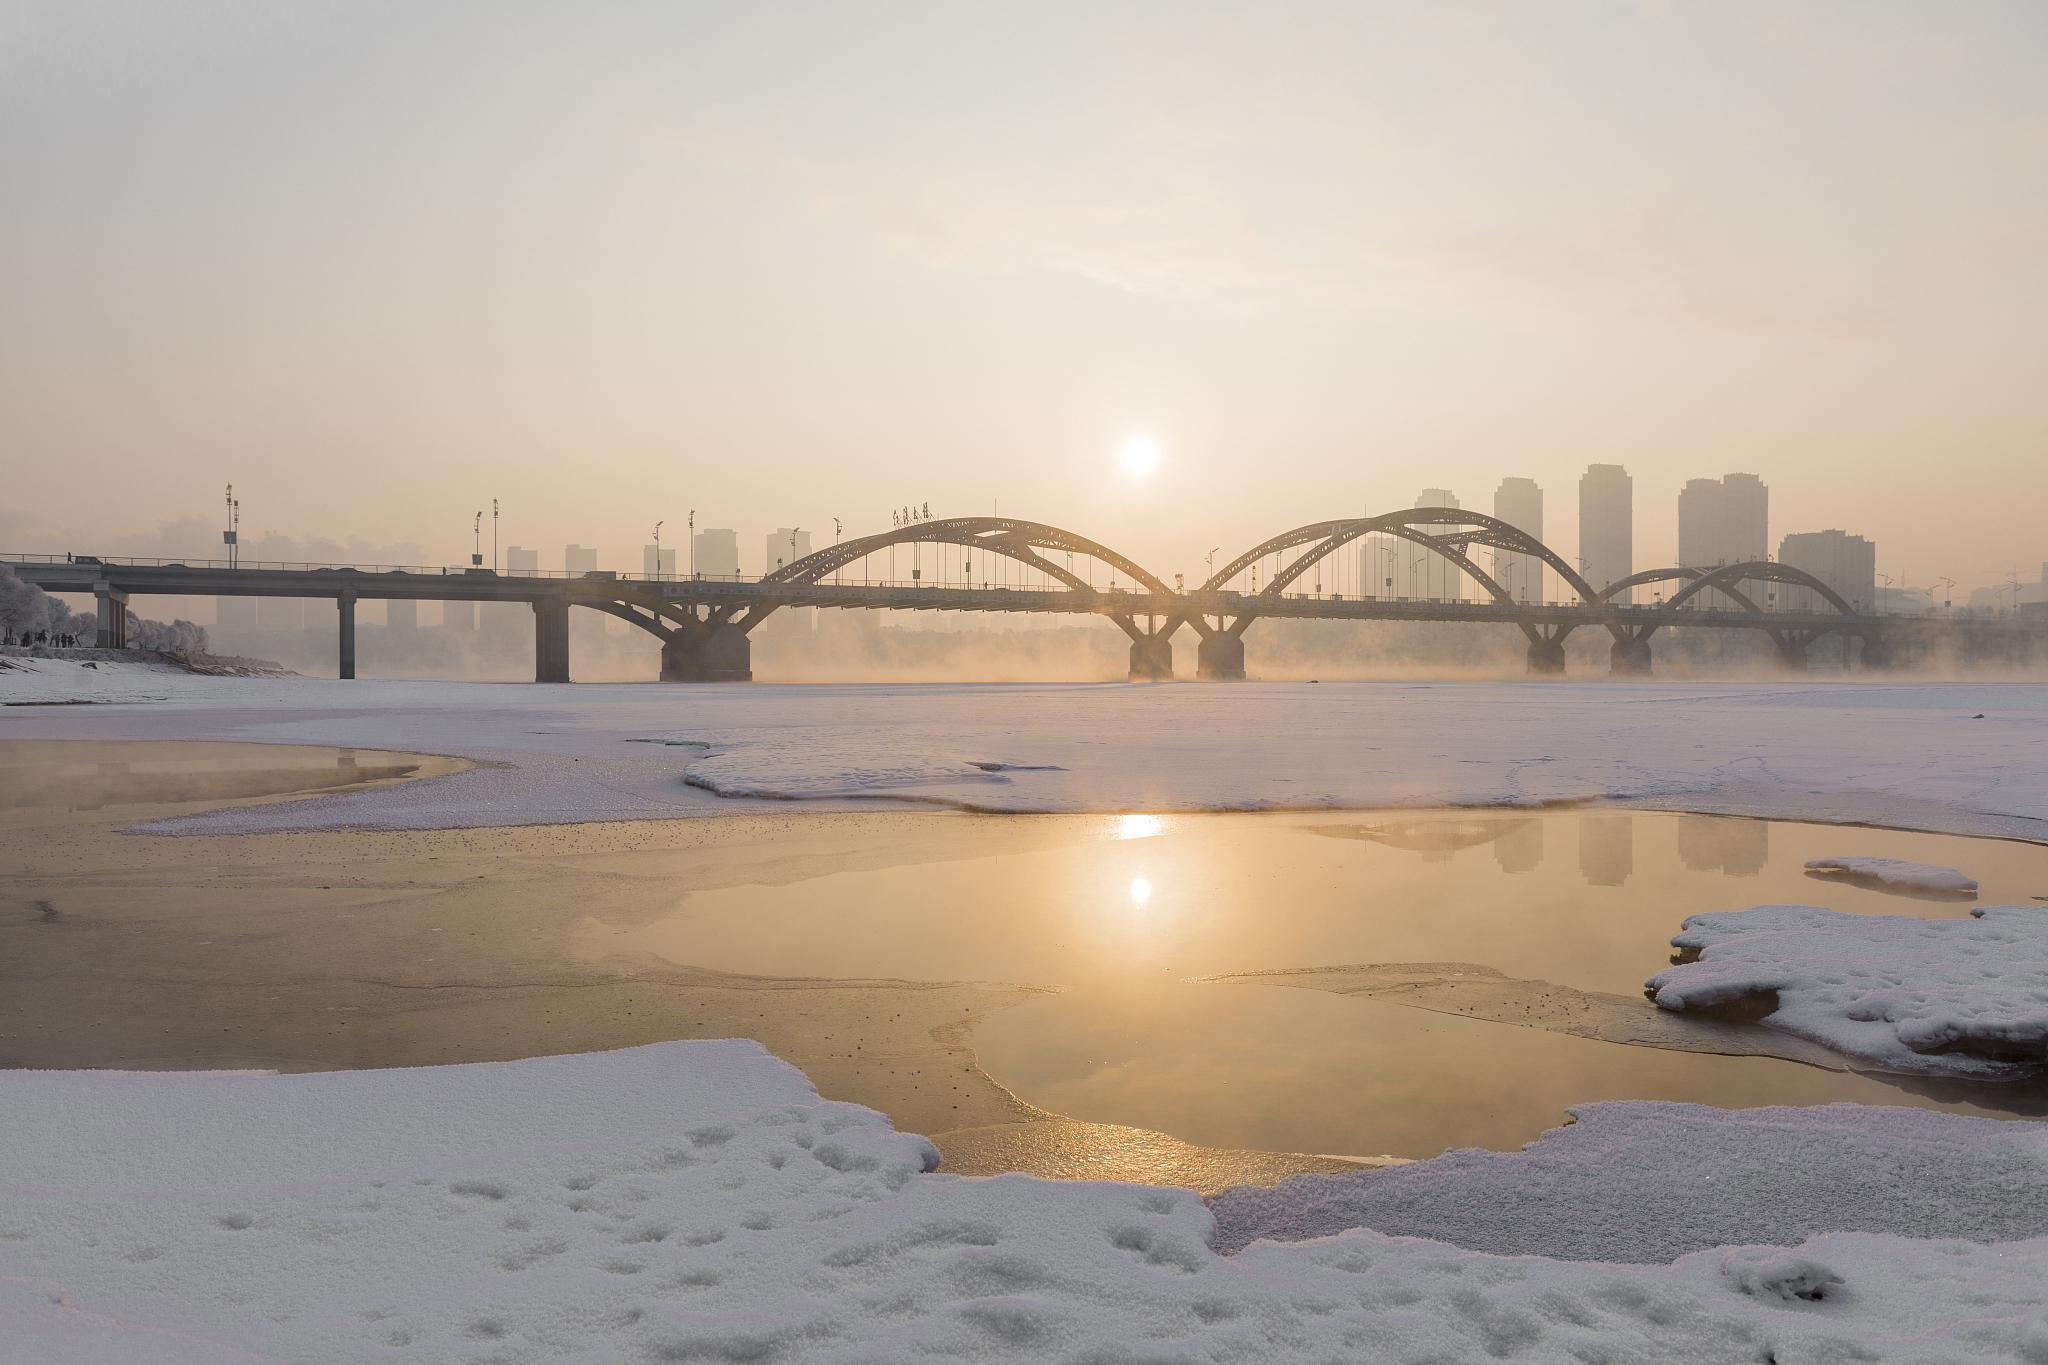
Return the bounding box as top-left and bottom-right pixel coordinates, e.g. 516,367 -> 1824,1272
6,1043 -> 2047,1363
6,674 -> 2048,839
0,652 -> 192,704
1806,855 -> 1979,896
1647,904 -> 2048,1077
1208,1100 -> 2048,1259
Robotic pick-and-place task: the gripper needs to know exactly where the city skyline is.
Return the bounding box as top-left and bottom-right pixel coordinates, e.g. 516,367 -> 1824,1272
4,4 -> 2045,592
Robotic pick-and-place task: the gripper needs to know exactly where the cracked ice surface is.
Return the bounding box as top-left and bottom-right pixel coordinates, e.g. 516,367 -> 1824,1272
4,671 -> 2048,838
6,1042 -> 2048,1364
1647,904 -> 2048,1076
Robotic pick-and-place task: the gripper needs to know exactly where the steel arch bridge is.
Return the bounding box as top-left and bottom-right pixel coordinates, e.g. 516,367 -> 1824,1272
3,509 -> 1918,682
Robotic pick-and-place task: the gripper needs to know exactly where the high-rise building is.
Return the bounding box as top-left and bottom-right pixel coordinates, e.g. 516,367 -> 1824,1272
642,544 -> 676,578
442,600 -> 475,631
563,544 -> 598,576
765,528 -> 814,575
1492,477 -> 1544,603
505,546 -> 539,575
386,599 -> 417,631
693,528 -> 739,578
1677,472 -> 1768,609
1403,488 -> 1465,600
1778,530 -> 1877,614
1578,464 -> 1633,603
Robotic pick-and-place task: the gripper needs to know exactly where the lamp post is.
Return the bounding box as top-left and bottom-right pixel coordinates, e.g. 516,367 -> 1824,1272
652,520 -> 663,579
471,511 -> 483,567
492,498 -> 499,572
688,510 -> 695,579
223,484 -> 239,567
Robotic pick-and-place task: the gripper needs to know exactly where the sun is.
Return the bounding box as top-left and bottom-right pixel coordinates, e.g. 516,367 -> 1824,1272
1118,433 -> 1161,479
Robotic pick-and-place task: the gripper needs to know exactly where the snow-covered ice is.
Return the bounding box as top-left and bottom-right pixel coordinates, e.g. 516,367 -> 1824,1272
7,669 -> 2048,840
1208,1100 -> 2048,1259
1806,855 -> 1980,895
7,1042 -> 2048,1364
1647,904 -> 2048,1077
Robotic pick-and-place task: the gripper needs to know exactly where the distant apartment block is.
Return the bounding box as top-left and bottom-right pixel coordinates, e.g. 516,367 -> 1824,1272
1678,472 -> 1767,609
505,546 -> 539,575
1492,477 -> 1544,602
693,528 -> 739,578
1778,529 -> 1875,613
642,544 -> 676,578
563,544 -> 598,575
1405,488 -> 1464,599
1577,464 -> 1633,602
766,527 -> 814,574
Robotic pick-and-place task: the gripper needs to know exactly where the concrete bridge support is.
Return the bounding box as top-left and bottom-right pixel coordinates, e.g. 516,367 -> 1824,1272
1196,633 -> 1246,681
1775,637 -> 1810,671
93,582 -> 127,649
660,622 -> 752,682
338,590 -> 358,680
534,597 -> 570,683
1609,637 -> 1653,676
1859,632 -> 1894,670
1127,634 -> 1174,682
1526,639 -> 1566,675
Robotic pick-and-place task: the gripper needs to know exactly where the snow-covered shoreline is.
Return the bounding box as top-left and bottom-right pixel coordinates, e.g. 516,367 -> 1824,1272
8,1042 -> 2047,1364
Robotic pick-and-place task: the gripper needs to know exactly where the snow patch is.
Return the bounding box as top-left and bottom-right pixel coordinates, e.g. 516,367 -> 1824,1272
1646,904 -> 2048,1077
1806,855 -> 1979,896
6,1044 -> 2048,1363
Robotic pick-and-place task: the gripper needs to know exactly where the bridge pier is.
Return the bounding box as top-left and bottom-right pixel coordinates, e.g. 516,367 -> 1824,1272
1196,633 -> 1246,681
1525,639 -> 1566,675
1859,632 -> 1894,670
660,622 -> 752,682
534,596 -> 571,683
338,590 -> 358,680
1127,635 -> 1174,682
1609,637 -> 1653,676
1775,638 -> 1810,670
93,582 -> 127,649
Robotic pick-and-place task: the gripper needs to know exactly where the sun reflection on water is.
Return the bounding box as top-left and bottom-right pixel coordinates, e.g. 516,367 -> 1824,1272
1113,814 -> 1164,840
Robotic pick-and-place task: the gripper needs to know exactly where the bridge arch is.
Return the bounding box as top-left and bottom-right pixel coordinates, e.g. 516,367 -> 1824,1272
1602,562 -> 1858,628
1200,509 -> 1604,650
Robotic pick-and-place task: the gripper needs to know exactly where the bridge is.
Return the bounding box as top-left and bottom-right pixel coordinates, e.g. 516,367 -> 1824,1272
3,510 -> 2026,682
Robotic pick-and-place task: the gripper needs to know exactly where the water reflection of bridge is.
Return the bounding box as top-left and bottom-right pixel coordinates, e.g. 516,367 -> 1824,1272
1313,810 -> 1770,890
10,508 -> 2038,682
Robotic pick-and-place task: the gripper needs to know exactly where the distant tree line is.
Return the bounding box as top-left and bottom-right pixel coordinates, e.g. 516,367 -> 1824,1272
0,565 -> 211,655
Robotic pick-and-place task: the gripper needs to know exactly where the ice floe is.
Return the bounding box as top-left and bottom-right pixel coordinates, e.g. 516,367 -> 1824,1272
1647,904 -> 2048,1077
1806,855 -> 1979,896
6,1042 -> 2048,1363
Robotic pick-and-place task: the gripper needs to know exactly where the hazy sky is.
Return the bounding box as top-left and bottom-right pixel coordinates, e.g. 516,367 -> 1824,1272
4,1 -> 2044,589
